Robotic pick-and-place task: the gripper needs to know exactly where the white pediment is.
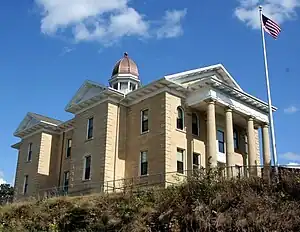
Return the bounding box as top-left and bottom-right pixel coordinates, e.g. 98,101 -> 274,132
14,114 -> 40,134
165,64 -> 242,91
65,80 -> 106,112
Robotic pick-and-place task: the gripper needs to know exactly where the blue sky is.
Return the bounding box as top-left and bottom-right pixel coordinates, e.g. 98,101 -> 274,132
1,0 -> 300,184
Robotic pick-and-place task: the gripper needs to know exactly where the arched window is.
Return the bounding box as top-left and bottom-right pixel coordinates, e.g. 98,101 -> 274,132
177,107 -> 184,130
192,113 -> 199,136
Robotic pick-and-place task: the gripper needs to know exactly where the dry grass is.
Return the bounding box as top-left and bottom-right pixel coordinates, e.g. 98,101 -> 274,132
1,170 -> 300,231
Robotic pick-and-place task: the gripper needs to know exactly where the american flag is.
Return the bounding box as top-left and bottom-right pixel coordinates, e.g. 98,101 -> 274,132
262,14 -> 281,39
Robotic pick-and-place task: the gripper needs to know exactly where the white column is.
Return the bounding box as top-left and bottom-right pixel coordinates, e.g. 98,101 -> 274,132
247,117 -> 257,176
225,107 -> 235,177
206,99 -> 217,167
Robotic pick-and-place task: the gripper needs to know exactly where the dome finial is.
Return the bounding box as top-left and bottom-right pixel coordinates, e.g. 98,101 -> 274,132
124,52 -> 128,57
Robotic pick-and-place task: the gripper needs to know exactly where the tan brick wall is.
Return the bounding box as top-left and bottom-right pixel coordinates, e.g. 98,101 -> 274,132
70,102 -> 108,194
59,130 -> 73,187
125,92 -> 166,185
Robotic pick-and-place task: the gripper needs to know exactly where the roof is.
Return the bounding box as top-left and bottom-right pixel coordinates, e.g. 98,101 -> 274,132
112,52 -> 139,78
28,112 -> 62,125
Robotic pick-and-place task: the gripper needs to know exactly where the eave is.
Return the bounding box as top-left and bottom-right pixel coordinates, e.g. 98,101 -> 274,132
65,88 -> 125,114
13,122 -> 60,138
11,141 -> 22,149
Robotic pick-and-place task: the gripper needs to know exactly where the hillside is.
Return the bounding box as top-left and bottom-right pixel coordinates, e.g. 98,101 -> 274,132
1,170 -> 300,232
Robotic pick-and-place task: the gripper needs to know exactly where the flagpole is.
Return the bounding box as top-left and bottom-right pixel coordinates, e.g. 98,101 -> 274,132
259,6 -> 278,173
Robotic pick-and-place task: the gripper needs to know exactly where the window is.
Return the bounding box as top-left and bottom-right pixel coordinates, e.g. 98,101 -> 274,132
192,113 -> 199,136
177,148 -> 184,174
120,82 -> 128,91
245,135 -> 248,154
87,117 -> 94,139
130,82 -> 136,91
63,171 -> 70,193
193,153 -> 200,170
233,129 -> 239,150
141,109 -> 149,133
177,107 -> 184,130
217,130 -> 225,153
140,151 -> 148,176
66,139 -> 72,158
23,175 -> 28,194
113,83 -> 118,90
27,143 -> 32,162
83,156 -> 91,180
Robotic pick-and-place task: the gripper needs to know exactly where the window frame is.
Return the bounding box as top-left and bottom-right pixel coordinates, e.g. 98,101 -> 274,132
233,129 -> 239,150
66,139 -> 72,158
83,155 -> 92,181
176,148 -> 185,174
192,113 -> 199,136
141,109 -> 149,134
63,171 -> 70,193
192,152 -> 201,170
86,117 -> 94,140
140,151 -> 148,176
23,175 -> 29,195
217,129 -> 225,153
176,107 -> 184,130
27,143 -> 32,162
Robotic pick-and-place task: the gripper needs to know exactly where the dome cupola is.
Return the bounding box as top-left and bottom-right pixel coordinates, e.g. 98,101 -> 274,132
112,52 -> 139,78
109,52 -> 141,94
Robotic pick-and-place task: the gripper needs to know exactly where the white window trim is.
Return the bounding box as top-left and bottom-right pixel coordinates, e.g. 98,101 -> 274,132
139,150 -> 148,176
176,148 -> 186,174
23,175 -> 28,194
66,139 -> 72,158
82,155 -> 92,181
63,171 -> 70,186
140,109 -> 149,134
193,152 -> 201,169
176,107 -> 185,131
27,143 -> 32,162
192,113 -> 200,136
86,117 -> 94,140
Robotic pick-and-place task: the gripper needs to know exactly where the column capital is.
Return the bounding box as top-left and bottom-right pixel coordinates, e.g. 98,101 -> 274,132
247,115 -> 255,121
224,105 -> 234,113
261,122 -> 269,128
205,98 -> 216,104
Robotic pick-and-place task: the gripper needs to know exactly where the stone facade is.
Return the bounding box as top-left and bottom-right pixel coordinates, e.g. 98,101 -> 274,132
12,56 -> 273,200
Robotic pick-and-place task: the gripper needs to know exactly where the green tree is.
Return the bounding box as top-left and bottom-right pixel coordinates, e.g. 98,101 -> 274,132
0,184 -> 14,205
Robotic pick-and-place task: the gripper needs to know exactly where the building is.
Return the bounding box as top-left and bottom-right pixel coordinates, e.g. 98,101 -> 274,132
11,53 -> 274,199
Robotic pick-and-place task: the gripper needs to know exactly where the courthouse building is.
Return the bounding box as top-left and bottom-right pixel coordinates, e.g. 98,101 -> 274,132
11,53 -> 273,199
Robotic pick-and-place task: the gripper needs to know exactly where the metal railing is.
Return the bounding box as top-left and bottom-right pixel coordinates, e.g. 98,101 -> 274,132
37,165 -> 300,200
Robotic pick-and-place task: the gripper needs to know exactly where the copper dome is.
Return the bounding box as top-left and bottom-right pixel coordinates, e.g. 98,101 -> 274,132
112,52 -> 139,78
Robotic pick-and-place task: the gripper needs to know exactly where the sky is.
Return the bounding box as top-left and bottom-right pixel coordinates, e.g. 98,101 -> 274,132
1,0 -> 300,184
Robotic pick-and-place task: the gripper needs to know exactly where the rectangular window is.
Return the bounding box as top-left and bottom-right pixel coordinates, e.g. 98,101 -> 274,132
233,129 -> 239,150
217,130 -> 225,153
192,113 -> 199,136
245,135 -> 248,154
83,156 -> 91,180
120,82 -> 128,91
63,171 -> 70,193
141,109 -> 149,133
87,117 -> 94,139
140,151 -> 148,176
23,175 -> 28,194
113,83 -> 118,90
193,153 -> 200,170
66,139 -> 72,158
130,83 -> 136,91
27,143 -> 32,162
177,148 -> 184,174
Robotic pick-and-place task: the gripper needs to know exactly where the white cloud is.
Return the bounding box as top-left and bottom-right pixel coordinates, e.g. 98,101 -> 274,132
156,9 -> 187,39
34,0 -> 187,44
59,46 -> 75,56
281,152 -> 300,162
284,105 -> 299,114
0,171 -> 7,185
234,0 -> 300,29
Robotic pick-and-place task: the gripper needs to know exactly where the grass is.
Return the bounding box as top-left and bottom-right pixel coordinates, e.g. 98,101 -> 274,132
1,169 -> 300,231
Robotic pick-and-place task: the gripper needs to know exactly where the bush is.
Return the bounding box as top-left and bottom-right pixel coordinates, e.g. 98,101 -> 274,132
1,172 -> 300,231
